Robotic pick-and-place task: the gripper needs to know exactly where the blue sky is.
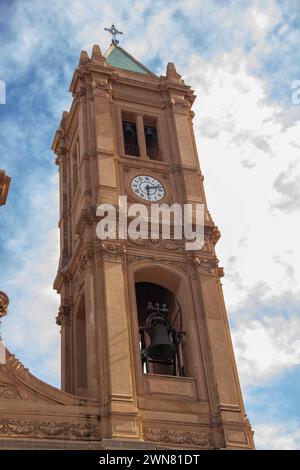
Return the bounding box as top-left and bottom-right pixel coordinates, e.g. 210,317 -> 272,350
0,0 -> 300,449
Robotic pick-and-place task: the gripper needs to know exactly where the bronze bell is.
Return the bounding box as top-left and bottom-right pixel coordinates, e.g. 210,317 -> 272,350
124,122 -> 135,139
145,126 -> 155,138
146,311 -> 176,361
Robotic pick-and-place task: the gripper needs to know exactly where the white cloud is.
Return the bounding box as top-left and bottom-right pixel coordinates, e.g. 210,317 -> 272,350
1,175 -> 60,386
232,310 -> 300,386
254,422 -> 300,450
184,50 -> 300,309
248,1 -> 281,36
272,160 -> 300,212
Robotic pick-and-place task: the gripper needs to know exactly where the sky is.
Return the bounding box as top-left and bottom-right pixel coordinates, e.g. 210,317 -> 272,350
0,0 -> 300,450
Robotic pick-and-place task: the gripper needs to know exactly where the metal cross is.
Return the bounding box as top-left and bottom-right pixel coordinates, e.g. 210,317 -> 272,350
104,24 -> 123,46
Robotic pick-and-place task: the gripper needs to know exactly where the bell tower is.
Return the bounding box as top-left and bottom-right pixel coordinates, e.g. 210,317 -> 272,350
52,37 -> 254,450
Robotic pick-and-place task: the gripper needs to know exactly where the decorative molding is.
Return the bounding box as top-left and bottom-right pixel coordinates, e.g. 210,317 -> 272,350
78,243 -> 94,273
164,259 -> 187,273
201,236 -> 212,252
0,418 -> 100,441
205,225 -> 220,245
72,276 -> 84,303
75,206 -> 98,235
217,267 -> 225,278
144,428 -> 211,448
192,256 -> 219,275
55,305 -> 71,328
77,241 -> 126,271
126,254 -> 187,273
78,254 -> 89,273
2,354 -> 27,377
94,241 -> 104,266
171,163 -> 182,172
61,270 -> 71,283
126,255 -> 142,266
0,383 -> 36,401
245,416 -> 255,440
0,169 -> 11,206
91,79 -> 112,99
0,291 -> 9,318
78,85 -> 87,98
169,96 -> 190,114
101,243 -> 124,262
126,237 -> 184,252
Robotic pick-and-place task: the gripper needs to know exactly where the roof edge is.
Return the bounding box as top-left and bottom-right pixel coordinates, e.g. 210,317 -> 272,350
104,45 -> 157,77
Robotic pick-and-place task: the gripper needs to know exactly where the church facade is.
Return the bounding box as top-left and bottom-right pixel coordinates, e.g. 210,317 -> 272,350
0,41 -> 254,450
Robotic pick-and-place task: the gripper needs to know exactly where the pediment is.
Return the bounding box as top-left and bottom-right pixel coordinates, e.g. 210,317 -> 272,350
0,348 -> 101,445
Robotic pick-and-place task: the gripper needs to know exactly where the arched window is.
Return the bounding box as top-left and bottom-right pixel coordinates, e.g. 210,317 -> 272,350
135,277 -> 186,377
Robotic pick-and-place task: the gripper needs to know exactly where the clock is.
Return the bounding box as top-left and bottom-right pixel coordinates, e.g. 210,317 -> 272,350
131,175 -> 165,202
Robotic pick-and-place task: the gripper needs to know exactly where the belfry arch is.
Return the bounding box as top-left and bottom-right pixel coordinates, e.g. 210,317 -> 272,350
129,263 -> 201,382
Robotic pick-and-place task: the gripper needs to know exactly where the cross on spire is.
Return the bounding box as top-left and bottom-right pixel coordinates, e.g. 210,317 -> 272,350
104,24 -> 123,46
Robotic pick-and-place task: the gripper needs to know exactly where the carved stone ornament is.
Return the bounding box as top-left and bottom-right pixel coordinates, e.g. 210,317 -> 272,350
78,244 -> 94,273
91,80 -> 112,99
0,382 -> 37,401
101,243 -> 124,261
0,418 -> 100,441
125,255 -> 141,266
0,291 -> 9,318
78,254 -> 88,273
126,237 -> 184,252
209,226 -> 221,245
193,256 -> 219,275
74,207 -> 99,241
167,91 -> 195,115
144,427 -> 211,448
55,305 -> 70,328
78,85 -> 87,97
217,267 -> 225,278
78,241 -> 125,271
201,236 -> 212,252
126,254 -> 186,273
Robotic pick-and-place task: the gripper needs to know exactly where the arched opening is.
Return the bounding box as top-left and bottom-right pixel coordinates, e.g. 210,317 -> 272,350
74,295 -> 88,396
135,278 -> 186,377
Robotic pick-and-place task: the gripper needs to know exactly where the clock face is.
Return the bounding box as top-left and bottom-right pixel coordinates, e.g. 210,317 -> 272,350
131,175 -> 165,202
